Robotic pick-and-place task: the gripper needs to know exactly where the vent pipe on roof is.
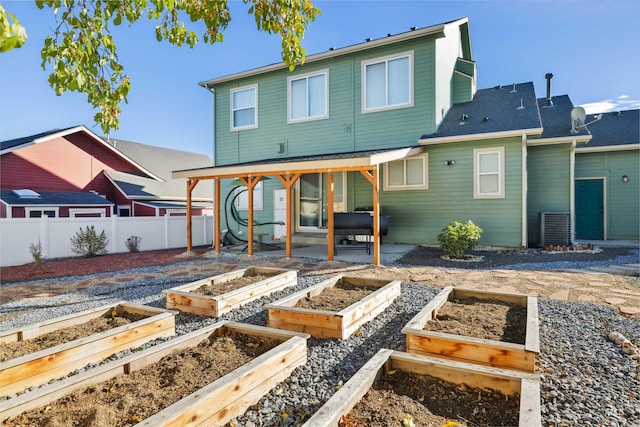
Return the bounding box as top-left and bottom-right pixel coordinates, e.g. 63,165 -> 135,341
545,73 -> 554,107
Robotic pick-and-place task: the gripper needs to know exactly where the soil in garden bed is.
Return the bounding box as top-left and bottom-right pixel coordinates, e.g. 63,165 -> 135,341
193,273 -> 278,296
0,312 -> 147,362
341,370 -> 520,427
6,332 -> 278,427
294,281 -> 378,311
424,298 -> 526,344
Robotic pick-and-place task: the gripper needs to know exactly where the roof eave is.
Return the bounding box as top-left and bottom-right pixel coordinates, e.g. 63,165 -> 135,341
527,135 -> 592,146
576,143 -> 640,153
172,146 -> 424,179
419,128 -> 543,145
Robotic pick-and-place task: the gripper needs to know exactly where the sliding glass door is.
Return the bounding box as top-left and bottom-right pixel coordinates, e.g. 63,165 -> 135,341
297,172 -> 345,231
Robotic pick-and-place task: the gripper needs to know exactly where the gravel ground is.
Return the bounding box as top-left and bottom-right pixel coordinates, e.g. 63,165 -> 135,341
1,256 -> 639,427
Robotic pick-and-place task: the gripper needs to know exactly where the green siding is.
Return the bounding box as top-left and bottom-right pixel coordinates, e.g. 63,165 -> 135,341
452,72 -> 473,104
213,35 -> 445,165
527,144 -> 571,246
380,137 -> 523,248
576,150 -> 639,240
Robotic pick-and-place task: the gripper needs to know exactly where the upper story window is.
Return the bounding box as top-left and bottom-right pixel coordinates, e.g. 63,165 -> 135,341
473,147 -> 505,199
362,51 -> 413,113
288,70 -> 328,123
231,85 -> 258,130
383,154 -> 428,191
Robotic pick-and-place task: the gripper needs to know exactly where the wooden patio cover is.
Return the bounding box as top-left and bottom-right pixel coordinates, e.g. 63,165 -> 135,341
172,146 -> 423,266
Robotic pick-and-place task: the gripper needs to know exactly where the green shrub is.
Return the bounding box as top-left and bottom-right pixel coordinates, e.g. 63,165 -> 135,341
125,235 -> 142,252
438,220 -> 483,259
29,240 -> 44,262
70,226 -> 109,257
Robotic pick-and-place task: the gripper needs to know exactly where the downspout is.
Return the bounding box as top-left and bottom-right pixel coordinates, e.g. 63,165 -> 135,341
569,140 -> 576,244
521,133 -> 528,248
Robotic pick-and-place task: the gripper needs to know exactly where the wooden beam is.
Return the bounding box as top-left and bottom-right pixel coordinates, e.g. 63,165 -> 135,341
186,179 -> 193,252
276,173 -> 301,258
245,176 -> 261,256
214,178 -> 220,254
371,166 -> 380,265
327,172 -> 334,260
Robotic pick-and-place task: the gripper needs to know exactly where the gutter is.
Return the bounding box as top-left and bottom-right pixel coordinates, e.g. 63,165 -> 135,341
419,128 -> 543,145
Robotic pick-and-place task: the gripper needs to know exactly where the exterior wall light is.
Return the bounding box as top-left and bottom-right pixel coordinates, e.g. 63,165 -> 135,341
444,160 -> 456,166
622,175 -> 629,182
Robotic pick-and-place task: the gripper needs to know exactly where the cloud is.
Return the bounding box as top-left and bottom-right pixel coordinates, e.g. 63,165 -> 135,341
580,97 -> 640,114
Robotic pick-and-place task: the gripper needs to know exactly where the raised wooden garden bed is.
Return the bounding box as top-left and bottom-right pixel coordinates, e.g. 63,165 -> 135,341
265,275 -> 401,339
0,322 -> 309,426
303,349 -> 540,427
402,286 -> 539,372
0,302 -> 176,396
163,267 -> 297,317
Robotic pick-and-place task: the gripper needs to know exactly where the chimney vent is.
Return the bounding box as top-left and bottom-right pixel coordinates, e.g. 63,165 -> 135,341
545,73 -> 554,107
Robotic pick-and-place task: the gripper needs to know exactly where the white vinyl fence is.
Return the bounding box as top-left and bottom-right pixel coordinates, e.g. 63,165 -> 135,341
0,215 -> 214,267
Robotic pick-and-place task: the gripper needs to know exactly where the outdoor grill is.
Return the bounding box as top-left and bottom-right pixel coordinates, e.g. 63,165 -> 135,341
333,211 -> 389,254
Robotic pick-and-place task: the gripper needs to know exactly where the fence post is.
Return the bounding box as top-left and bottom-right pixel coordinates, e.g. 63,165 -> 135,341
164,213 -> 170,249
41,215 -> 49,259
111,214 -> 118,254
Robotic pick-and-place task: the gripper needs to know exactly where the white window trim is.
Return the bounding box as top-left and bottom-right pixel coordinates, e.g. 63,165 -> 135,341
361,50 -> 414,114
117,205 -> 131,217
473,147 -> 505,199
69,208 -> 106,217
230,84 -> 258,131
383,153 -> 429,191
26,207 -> 59,218
287,69 -> 329,124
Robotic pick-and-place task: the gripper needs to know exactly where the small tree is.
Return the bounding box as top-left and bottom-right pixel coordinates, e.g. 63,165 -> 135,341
125,235 -> 142,252
29,240 -> 44,263
70,226 -> 109,257
438,220 -> 483,259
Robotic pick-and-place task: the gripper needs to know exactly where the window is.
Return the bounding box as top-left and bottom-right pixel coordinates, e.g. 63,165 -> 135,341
235,181 -> 264,211
473,147 -> 505,199
69,209 -> 105,218
362,51 -> 413,113
384,154 -> 428,190
118,206 -> 131,217
288,70 -> 328,123
26,208 -> 58,218
231,85 -> 257,130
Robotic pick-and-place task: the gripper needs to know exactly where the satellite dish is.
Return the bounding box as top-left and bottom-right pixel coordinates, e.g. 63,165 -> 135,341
571,107 -> 587,134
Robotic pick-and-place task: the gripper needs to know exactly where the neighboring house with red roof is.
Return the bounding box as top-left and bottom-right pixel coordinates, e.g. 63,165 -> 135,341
0,126 -> 214,218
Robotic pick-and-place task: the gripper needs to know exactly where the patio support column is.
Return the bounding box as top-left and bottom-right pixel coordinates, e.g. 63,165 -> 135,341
185,178 -> 199,253
214,178 -> 221,254
238,176 -> 261,256
359,166 -> 381,266
277,173 -> 301,258
327,171 -> 334,260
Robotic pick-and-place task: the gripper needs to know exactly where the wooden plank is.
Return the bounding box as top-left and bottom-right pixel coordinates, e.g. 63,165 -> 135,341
267,308 -> 342,330
405,331 -> 535,372
452,288 -> 527,306
1,307 -> 176,395
525,296 -> 540,353
302,350 -> 539,427
401,286 -> 452,331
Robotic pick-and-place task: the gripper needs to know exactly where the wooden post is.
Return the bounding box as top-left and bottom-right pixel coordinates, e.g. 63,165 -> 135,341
214,178 -> 221,254
371,166 -> 380,265
276,173 -> 301,259
186,179 -> 193,252
327,172 -> 334,261
359,167 -> 381,266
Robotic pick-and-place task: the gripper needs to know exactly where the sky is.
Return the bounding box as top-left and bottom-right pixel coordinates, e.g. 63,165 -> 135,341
1,0 -> 639,156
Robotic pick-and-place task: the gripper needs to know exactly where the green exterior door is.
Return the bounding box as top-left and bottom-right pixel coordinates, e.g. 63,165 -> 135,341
575,179 -> 604,239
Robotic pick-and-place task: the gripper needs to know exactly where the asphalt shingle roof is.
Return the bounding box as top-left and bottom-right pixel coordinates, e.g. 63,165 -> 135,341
536,95 -> 590,139
0,190 -> 114,206
580,109 -> 639,148
420,82 -> 542,140
0,126 -> 78,151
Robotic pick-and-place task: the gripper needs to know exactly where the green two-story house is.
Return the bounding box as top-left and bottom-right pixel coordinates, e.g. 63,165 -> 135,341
174,17 -> 607,263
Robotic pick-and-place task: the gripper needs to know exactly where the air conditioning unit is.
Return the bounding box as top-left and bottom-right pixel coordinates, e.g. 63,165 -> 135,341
539,212 -> 571,247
